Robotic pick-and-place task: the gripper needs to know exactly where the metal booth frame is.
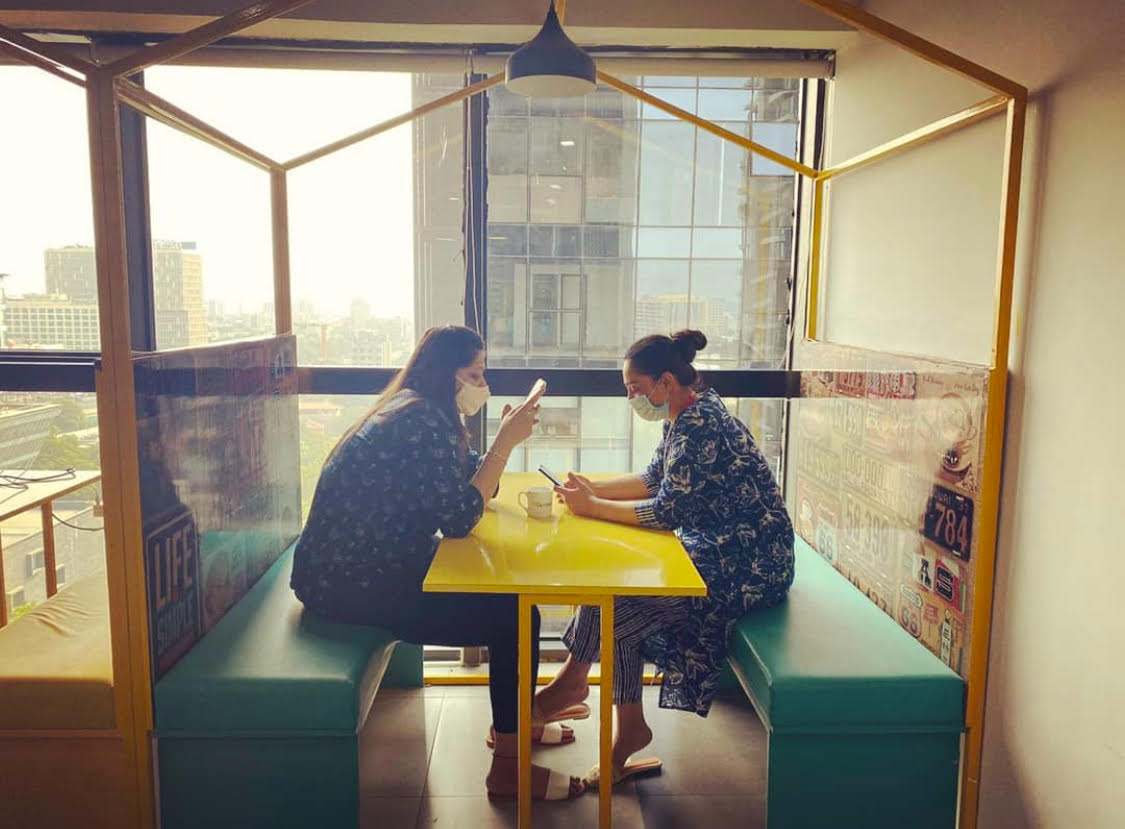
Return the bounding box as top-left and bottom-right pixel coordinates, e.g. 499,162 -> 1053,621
0,1 -> 1025,826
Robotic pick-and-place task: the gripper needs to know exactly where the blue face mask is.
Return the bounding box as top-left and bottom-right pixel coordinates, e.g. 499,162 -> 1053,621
629,383 -> 669,421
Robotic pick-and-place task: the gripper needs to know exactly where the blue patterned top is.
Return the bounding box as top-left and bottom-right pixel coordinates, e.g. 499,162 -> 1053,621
291,390 -> 484,614
635,389 -> 795,716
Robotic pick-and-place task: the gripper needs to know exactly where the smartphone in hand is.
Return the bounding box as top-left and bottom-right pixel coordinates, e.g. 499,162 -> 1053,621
524,378 -> 547,407
538,464 -> 563,487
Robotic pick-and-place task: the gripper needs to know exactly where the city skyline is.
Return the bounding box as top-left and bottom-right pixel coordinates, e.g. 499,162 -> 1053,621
1,65 -> 418,320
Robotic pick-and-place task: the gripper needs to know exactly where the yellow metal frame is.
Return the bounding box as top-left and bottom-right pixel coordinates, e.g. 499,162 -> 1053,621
0,1 -> 1025,826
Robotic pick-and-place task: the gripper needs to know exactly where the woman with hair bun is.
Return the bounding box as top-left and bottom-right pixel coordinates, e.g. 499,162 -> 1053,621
542,329 -> 795,788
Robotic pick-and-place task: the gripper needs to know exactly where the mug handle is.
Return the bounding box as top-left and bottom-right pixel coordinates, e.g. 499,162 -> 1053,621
518,491 -> 529,513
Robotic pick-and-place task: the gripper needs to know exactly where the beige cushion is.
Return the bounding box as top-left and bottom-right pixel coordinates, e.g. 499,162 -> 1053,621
0,572 -> 114,730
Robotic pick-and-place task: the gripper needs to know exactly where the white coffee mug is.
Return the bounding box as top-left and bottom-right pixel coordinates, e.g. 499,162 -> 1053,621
518,486 -> 553,519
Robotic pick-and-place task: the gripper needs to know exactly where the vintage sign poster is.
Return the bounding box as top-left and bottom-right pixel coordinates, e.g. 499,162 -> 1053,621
145,506 -> 201,679
135,336 -> 300,681
792,343 -> 988,677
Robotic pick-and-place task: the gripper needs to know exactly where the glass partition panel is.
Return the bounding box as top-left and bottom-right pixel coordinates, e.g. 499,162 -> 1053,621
0,68 -> 98,351
789,342 -> 990,675
145,68 -> 469,362
146,120 -> 273,348
821,119 -> 1006,365
0,392 -> 102,619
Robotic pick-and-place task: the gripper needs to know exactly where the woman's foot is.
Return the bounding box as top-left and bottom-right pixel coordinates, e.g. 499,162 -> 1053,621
612,720 -> 653,773
486,754 -> 585,800
535,667 -> 590,721
485,721 -> 575,748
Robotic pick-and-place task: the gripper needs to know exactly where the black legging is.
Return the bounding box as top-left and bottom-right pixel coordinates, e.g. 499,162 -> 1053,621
314,589 -> 539,735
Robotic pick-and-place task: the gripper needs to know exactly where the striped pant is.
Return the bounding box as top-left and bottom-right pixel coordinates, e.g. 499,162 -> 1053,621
562,596 -> 690,704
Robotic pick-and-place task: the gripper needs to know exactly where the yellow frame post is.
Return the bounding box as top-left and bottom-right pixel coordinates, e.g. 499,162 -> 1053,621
271,169 -> 293,335
518,593 -> 534,828
598,596 -> 615,829
87,66 -> 156,829
806,176 -> 826,341
959,92 -> 1025,829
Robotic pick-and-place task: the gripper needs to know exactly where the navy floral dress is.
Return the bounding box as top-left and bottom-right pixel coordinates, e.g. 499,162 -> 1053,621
291,390 -> 485,617
635,389 -> 795,716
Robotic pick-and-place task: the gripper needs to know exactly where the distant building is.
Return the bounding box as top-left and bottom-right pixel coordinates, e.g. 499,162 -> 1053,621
44,245 -> 98,305
153,240 -> 207,348
0,404 -> 60,467
2,294 -> 100,351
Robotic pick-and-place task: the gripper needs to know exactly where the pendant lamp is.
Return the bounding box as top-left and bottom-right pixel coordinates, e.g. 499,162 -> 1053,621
505,1 -> 596,98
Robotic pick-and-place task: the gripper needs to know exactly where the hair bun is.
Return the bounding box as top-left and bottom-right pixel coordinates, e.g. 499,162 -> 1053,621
670,329 -> 707,362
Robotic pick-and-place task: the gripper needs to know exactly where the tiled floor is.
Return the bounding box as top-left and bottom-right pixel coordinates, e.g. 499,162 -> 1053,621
359,684 -> 767,828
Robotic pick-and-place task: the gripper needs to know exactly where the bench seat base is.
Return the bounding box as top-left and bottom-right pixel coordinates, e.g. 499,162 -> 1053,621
159,734 -> 360,829
767,730 -> 960,829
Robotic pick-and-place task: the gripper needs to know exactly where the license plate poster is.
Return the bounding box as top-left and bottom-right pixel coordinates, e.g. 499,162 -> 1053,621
792,344 -> 988,677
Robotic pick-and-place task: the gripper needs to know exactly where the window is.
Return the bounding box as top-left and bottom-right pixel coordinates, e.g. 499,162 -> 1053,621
24,550 -> 45,580
480,76 -> 801,372
144,67 -> 469,361
296,394 -> 379,519
0,67 -> 98,351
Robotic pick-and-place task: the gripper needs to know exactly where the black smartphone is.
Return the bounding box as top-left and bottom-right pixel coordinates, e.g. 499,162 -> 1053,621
537,464 -> 563,487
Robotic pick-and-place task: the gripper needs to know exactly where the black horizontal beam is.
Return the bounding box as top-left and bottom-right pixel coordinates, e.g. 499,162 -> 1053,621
0,359 -> 98,392
297,366 -> 801,399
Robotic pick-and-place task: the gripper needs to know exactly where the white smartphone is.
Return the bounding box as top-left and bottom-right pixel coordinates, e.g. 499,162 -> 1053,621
538,464 -> 563,487
524,378 -> 547,406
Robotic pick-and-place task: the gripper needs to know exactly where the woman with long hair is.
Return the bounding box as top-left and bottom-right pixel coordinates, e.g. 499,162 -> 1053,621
291,325 -> 585,800
543,329 -> 795,788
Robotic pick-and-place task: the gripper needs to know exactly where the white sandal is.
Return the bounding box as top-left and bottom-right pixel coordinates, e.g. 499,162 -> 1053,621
486,769 -> 585,801
486,720 -> 575,748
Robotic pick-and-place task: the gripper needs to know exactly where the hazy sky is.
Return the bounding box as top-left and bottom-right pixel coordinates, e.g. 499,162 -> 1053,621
0,65 -> 421,318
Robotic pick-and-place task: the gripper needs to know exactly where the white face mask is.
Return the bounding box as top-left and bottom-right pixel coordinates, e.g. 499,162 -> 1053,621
456,379 -> 491,416
629,381 -> 669,422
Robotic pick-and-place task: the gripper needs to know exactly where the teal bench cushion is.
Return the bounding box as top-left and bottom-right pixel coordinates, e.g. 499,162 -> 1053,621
729,537 -> 964,734
155,544 -> 396,735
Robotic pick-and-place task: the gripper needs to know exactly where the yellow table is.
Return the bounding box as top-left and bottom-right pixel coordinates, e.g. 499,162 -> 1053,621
423,472 -> 707,829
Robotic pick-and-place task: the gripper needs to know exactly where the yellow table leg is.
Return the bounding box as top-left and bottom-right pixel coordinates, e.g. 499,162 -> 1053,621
518,593 -> 534,829
599,596 -> 615,829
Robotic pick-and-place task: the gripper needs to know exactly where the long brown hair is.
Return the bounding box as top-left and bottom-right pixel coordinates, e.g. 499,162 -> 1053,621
326,325 -> 484,465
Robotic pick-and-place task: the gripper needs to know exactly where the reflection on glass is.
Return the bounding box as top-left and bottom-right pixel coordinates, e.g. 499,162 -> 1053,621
751,122 -> 800,176
641,87 -> 697,119
694,126 -> 750,227
697,88 -> 751,122
692,228 -> 744,260
638,121 -> 695,226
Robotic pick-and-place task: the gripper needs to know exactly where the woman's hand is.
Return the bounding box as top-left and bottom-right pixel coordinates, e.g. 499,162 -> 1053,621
492,400 -> 539,454
554,473 -> 600,518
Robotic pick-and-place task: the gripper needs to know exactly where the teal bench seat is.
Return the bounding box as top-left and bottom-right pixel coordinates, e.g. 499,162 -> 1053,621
728,537 -> 965,829
155,543 -> 415,829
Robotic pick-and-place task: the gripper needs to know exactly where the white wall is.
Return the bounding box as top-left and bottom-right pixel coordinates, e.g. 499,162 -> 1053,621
825,1 -> 1125,826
